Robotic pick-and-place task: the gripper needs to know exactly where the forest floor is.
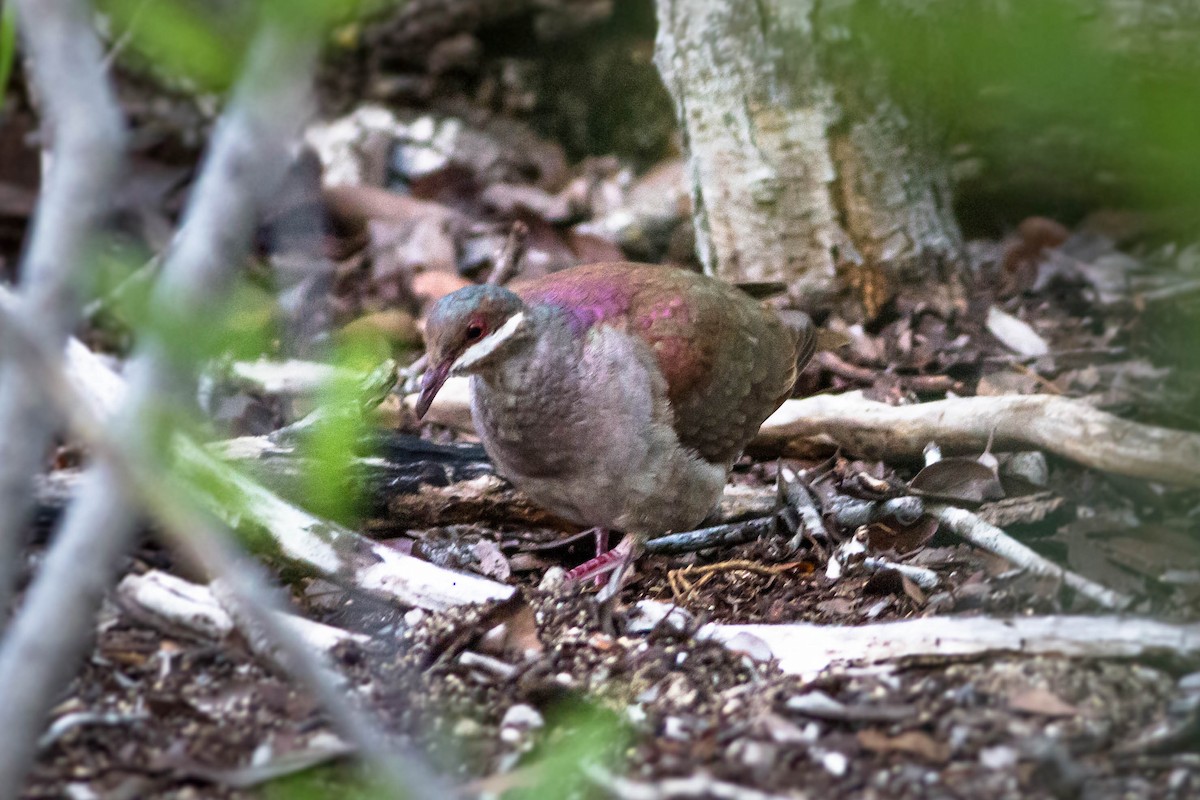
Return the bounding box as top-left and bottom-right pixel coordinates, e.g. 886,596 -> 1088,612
7,7 -> 1200,799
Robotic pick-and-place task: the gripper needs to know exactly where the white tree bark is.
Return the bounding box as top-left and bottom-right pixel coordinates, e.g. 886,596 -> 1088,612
654,0 -> 962,313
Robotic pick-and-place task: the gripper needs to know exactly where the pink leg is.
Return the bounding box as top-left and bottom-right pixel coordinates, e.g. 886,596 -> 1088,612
593,528 -> 610,559
565,536 -> 634,585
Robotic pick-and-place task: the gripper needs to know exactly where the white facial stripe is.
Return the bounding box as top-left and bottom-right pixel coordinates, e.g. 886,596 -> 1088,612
451,311 -> 526,374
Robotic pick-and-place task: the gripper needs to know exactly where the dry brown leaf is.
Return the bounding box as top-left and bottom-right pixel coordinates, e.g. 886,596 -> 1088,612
857,729 -> 949,763
479,601 -> 544,661
413,271 -> 473,307
1007,687 -> 1081,718
975,492 -> 1065,527
864,515 -> 939,555
910,458 -> 1004,504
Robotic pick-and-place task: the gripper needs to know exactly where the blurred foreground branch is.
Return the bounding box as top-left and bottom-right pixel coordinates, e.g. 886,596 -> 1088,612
0,0 -> 126,620
0,18 -> 395,796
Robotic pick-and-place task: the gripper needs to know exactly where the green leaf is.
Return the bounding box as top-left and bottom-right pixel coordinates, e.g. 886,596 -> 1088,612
0,2 -> 16,105
95,0 -> 255,90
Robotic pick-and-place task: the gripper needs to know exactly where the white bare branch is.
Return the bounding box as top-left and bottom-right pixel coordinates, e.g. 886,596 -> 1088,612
117,570 -> 368,652
0,0 -> 126,619
701,613 -> 1200,679
759,392 -> 1200,488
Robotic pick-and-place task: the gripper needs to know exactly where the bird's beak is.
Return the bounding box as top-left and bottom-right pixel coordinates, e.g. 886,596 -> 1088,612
414,358 -> 453,420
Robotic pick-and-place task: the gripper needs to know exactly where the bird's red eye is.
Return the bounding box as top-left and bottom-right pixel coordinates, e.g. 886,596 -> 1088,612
466,323 -> 484,340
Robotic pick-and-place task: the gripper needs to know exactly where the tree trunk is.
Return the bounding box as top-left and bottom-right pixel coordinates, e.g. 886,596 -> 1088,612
654,0 -> 963,317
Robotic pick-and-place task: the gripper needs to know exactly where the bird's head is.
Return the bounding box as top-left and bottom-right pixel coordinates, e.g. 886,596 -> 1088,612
415,284 -> 529,419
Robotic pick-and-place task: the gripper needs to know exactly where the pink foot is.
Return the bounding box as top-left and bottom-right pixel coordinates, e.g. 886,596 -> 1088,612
565,536 -> 634,585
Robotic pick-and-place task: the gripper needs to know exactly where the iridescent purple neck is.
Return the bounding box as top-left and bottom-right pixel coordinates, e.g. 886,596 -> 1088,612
521,281 -> 633,337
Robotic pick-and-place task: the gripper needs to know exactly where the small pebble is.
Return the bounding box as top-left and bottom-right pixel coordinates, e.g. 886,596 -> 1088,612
1003,451 -> 1049,487
500,704 -> 544,731
663,716 -> 688,740
538,566 -> 567,591
820,750 -> 848,777
980,745 -> 1019,770
454,719 -> 482,737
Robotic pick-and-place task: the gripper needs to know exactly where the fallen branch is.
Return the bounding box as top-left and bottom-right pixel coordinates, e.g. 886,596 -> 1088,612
758,392 -> 1200,488
116,570 -> 366,653
699,612 -> 1200,678
56,335 -> 515,611
175,436 -> 514,610
408,383 -> 1200,489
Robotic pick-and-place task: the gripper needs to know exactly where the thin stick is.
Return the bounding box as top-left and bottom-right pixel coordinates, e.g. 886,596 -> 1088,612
928,503 -> 1130,609
485,220 -> 529,285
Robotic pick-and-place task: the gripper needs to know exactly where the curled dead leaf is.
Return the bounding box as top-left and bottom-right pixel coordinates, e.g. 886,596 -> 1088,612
909,458 -> 1004,504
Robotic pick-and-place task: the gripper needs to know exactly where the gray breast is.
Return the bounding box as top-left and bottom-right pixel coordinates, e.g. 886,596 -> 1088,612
468,322 -> 669,529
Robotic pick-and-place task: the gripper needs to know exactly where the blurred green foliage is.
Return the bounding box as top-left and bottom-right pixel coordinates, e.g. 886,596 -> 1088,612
265,767 -> 409,800
505,701 -> 632,800
93,0 -> 400,91
847,0 -> 1200,227
292,337 -> 389,524
0,3 -> 16,105
264,700 -> 631,800
86,249 -> 278,367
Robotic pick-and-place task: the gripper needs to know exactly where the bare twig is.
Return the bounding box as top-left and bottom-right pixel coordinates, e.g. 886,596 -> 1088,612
828,495 -> 925,528
816,350 -> 965,394
778,467 -> 827,547
643,516 -> 779,556
0,0 -> 125,619
485,220 -> 529,285
861,557 -> 940,590
585,766 -> 798,800
928,503 -> 1131,609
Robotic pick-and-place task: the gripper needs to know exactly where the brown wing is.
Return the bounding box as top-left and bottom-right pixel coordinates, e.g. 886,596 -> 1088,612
515,262 -> 806,465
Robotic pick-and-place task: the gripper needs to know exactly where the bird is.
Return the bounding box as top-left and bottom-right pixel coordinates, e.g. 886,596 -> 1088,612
415,261 -> 813,600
